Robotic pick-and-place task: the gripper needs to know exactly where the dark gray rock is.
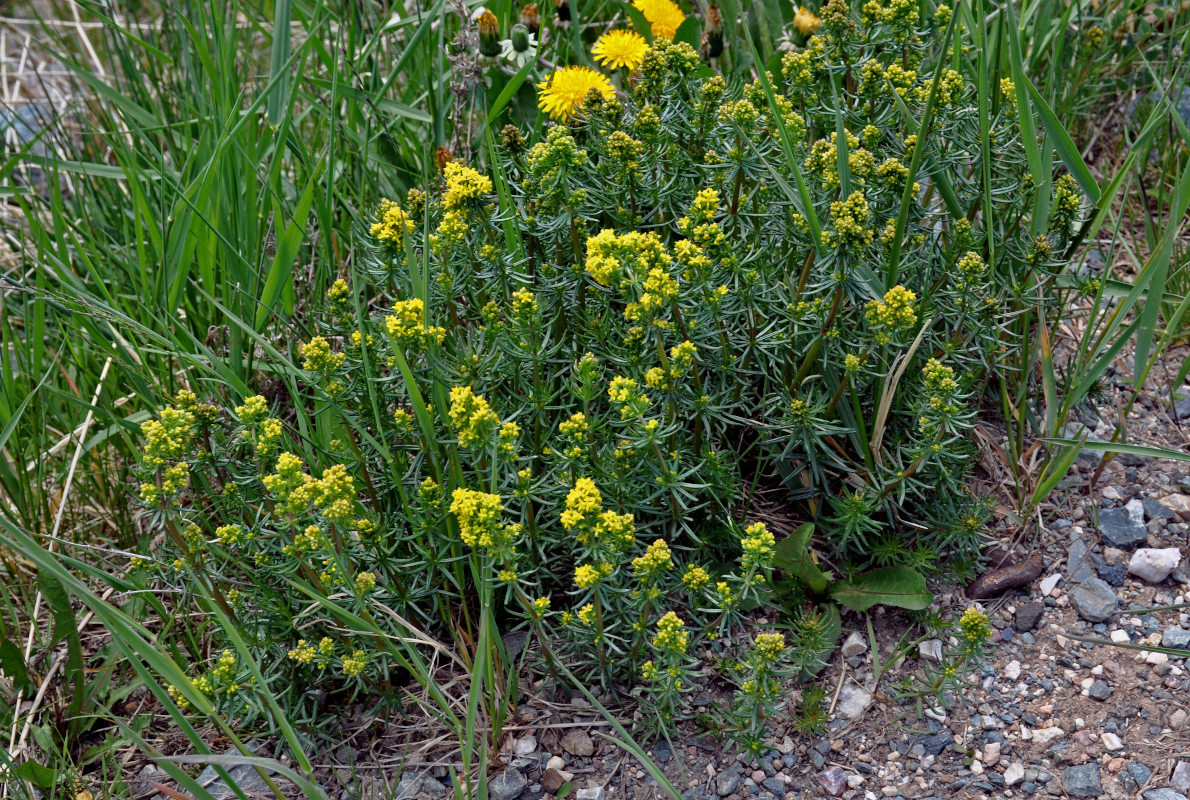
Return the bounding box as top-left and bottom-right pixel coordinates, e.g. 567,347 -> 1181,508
1069,537 -> 1096,582
653,740 -> 672,763
1099,506 -> 1147,549
1069,578 -> 1119,622
489,768 -> 527,800
1098,564 -> 1126,586
1143,791 -> 1188,800
1126,762 -> 1153,789
919,732 -> 953,756
1063,765 -> 1102,797
762,777 -> 786,795
1016,601 -> 1045,632
1088,680 -> 1113,700
1144,497 -> 1177,521
1162,626 -> 1190,650
715,765 -> 742,797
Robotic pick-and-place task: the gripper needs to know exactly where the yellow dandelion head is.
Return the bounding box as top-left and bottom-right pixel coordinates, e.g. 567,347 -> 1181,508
537,66 -> 615,121
592,29 -> 649,71
633,0 -> 686,40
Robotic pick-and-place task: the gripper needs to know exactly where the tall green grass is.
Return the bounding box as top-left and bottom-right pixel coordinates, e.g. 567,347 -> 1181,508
2,0 -> 1190,794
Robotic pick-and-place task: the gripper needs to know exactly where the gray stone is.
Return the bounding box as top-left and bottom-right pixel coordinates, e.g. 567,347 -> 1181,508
489,768 -> 527,800
716,765 -> 743,797
1088,680 -> 1113,701
919,732 -> 953,756
1016,602 -> 1045,632
560,730 -> 594,757
1069,537 -> 1096,582
1127,763 -> 1153,787
420,777 -> 449,797
1099,564 -> 1126,586
835,684 -> 873,719
813,767 -> 848,797
1129,548 -> 1182,583
1143,791 -> 1188,800
761,777 -> 785,794
1063,764 -> 1102,797
1173,761 -> 1190,792
196,752 -> 289,800
1099,506 -> 1147,549
575,788 -> 605,800
1069,578 -> 1118,622
841,630 -> 868,659
1144,497 -> 1177,521
1162,626 -> 1190,650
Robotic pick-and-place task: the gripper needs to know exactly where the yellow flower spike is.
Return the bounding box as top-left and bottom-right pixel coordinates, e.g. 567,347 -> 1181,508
536,66 -> 615,121
592,29 -> 649,71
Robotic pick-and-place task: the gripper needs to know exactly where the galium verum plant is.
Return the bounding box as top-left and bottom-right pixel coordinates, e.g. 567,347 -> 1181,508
134,0 -> 1080,739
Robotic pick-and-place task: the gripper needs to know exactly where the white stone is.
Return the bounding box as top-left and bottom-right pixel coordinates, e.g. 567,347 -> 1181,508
1003,763 -> 1025,786
970,759 -> 984,775
546,756 -> 566,771
1004,660 -> 1022,680
847,774 -> 865,788
836,685 -> 873,719
1031,726 -> 1066,745
1040,574 -> 1062,597
983,742 -> 1001,764
1146,651 -> 1169,665
576,788 -> 605,800
919,639 -> 943,662
1102,486 -> 1122,501
924,706 -> 947,722
1101,732 -> 1124,751
514,735 -> 537,756
1128,548 -> 1182,583
841,630 -> 869,659
1126,498 -> 1146,525
1110,630 -> 1130,643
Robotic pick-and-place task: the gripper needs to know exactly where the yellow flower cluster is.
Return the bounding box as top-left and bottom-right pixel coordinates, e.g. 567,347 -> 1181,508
865,285 -> 918,342
448,386 -> 501,448
959,607 -> 991,644
235,395 -> 269,424
752,632 -> 786,665
301,336 -> 346,374
956,250 -> 986,280
626,266 -> 679,322
316,464 -> 356,520
826,190 -> 873,250
449,487 -> 509,550
354,571 -> 376,593
531,597 -> 551,618
442,162 -> 493,211
608,375 -> 652,419
682,564 -> 710,590
141,407 -> 196,469
370,198 -> 414,246
215,524 -> 251,546
263,452 -> 319,515
585,228 -> 669,287
510,287 -> 538,321
632,538 -> 674,582
536,66 -> 615,121
574,562 -> 602,589
740,522 -> 775,575
652,611 -> 689,654
341,649 -> 367,677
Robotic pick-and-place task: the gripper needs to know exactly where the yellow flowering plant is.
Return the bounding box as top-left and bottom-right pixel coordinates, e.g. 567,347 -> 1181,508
134,1 -> 1078,743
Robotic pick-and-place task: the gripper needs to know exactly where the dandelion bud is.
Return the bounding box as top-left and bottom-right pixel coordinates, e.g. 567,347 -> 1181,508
702,5 -> 724,58
478,10 -> 502,57
511,23 -> 531,52
520,3 -> 541,35
555,0 -> 571,27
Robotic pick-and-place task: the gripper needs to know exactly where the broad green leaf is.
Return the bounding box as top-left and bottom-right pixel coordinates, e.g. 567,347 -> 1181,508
772,522 -> 830,595
830,567 -> 932,612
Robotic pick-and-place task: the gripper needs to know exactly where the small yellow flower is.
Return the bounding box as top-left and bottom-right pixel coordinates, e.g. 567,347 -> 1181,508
592,29 -> 649,71
537,66 -> 615,121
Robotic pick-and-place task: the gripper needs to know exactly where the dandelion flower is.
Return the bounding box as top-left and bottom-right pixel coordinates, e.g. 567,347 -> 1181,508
793,5 -> 821,34
537,66 -> 615,120
592,29 -> 649,71
633,0 -> 686,40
